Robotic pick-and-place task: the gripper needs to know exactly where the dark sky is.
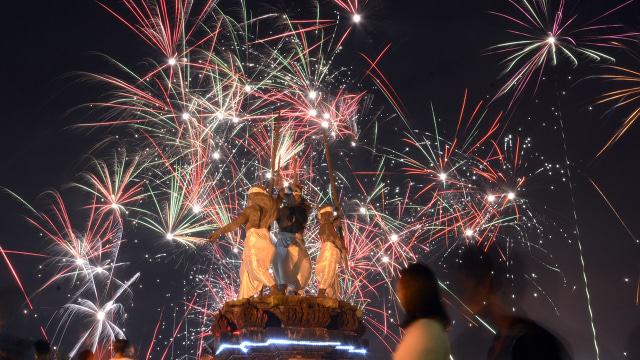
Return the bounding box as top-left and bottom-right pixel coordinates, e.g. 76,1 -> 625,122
1,1 -> 640,359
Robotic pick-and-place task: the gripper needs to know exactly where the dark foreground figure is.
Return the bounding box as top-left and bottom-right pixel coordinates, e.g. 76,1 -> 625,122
393,263 -> 451,360
457,247 -> 572,360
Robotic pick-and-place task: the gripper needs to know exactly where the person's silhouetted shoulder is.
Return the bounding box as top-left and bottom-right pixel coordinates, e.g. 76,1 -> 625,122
488,317 -> 570,360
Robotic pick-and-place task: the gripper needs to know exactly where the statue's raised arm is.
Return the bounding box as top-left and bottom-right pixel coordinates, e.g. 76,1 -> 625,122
208,185 -> 283,298
207,210 -> 250,243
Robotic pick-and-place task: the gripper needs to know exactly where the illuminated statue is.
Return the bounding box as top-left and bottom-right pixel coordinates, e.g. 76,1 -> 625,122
315,205 -> 348,298
208,184 -> 284,298
272,183 -> 312,295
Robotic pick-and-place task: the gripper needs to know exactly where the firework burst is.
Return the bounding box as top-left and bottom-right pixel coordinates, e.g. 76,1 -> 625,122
488,0 -> 637,107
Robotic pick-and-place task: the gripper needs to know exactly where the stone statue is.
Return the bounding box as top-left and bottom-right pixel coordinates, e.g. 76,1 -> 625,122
315,205 -> 348,298
272,183 -> 312,295
208,184 -> 284,298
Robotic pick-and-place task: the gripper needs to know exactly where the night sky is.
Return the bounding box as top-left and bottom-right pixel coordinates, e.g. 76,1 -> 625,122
1,1 -> 640,359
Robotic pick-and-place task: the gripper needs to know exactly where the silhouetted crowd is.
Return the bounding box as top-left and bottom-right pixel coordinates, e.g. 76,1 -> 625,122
393,247 -> 574,360
0,337 -> 135,360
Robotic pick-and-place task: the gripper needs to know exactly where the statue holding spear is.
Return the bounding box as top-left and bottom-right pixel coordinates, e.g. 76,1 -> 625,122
272,156 -> 313,295
315,122 -> 349,298
207,112 -> 285,298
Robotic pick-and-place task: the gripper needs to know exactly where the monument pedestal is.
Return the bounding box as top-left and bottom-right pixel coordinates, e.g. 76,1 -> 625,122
211,295 -> 367,359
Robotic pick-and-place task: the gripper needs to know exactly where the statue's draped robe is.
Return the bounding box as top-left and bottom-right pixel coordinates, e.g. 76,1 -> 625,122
315,241 -> 341,298
215,192 -> 281,299
273,203 -> 311,293
239,228 -> 276,299
316,215 -> 343,298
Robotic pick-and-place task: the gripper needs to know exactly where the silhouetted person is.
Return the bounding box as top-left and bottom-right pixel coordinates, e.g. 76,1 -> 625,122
0,287 -> 33,360
110,339 -> 134,360
393,263 -> 451,360
0,336 -> 33,360
624,315 -> 640,359
0,290 -> 15,360
75,349 -> 95,360
33,340 -> 51,360
457,247 -> 570,360
10,338 -> 33,360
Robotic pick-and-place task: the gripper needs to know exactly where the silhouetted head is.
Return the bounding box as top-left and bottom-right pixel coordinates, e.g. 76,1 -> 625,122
397,263 -> 450,329
34,339 -> 51,359
456,246 -> 503,315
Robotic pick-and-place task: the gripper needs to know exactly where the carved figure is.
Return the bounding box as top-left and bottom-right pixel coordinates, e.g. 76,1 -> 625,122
272,184 -> 312,295
315,205 -> 348,298
208,185 -> 284,298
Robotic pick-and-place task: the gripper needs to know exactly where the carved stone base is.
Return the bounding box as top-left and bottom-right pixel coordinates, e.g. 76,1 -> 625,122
211,295 -> 367,360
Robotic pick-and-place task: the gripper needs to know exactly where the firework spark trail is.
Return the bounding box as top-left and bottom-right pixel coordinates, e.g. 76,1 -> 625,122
5,189 -> 126,296
386,96 -> 518,247
73,150 -> 148,225
136,176 -> 216,246
3,182 -> 147,356
359,45 -> 410,127
637,276 -> 639,307
56,272 -> 140,357
591,65 -> 640,158
488,0 -> 638,108
7,0 -> 581,356
0,245 -> 34,309
380,94 -> 567,315
84,0 -> 399,352
585,175 -> 638,243
145,308 -> 165,360
332,0 -> 367,16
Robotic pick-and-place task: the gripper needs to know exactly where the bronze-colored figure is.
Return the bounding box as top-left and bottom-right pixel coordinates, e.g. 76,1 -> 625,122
272,183 -> 312,295
208,185 -> 284,298
315,205 -> 348,298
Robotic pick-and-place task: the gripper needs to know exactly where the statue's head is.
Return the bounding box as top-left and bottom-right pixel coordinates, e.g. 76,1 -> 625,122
286,183 -> 303,205
247,186 -> 267,206
290,183 -> 302,194
318,205 -> 334,223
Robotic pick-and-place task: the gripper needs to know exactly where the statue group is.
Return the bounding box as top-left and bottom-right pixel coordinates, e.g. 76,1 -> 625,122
207,177 -> 348,300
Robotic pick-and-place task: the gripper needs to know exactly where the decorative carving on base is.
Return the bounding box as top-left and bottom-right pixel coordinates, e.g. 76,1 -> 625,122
336,307 -> 363,333
212,295 -> 364,334
210,295 -> 367,359
234,301 -> 268,330
272,298 -> 331,328
211,312 -> 234,337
